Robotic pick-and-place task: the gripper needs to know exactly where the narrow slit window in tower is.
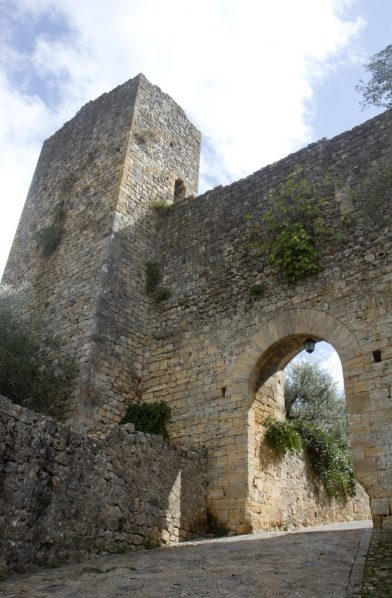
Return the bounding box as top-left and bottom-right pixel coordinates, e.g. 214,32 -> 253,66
174,178 -> 186,201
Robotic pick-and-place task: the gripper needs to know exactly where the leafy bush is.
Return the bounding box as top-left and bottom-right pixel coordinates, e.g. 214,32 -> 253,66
151,199 -> 171,213
355,44 -> 392,109
153,287 -> 172,303
0,284 -> 74,418
249,283 -> 266,299
144,262 -> 171,303
264,417 -> 302,457
145,261 -> 162,293
267,223 -> 321,283
249,167 -> 338,283
293,420 -> 356,500
121,401 -> 171,437
263,416 -> 356,500
35,204 -> 66,256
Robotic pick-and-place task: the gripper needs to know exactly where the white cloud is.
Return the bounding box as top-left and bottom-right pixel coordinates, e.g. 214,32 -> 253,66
0,0 -> 365,276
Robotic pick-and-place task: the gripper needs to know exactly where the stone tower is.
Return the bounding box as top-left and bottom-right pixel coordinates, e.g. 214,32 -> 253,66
3,75 -> 392,532
2,74 -> 201,429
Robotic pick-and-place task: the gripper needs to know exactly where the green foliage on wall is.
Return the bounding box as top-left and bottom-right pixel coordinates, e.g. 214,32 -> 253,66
264,417 -> 302,457
263,417 -> 356,500
145,261 -> 162,293
134,128 -> 158,144
35,204 -> 66,257
249,167 -> 339,283
144,261 -> 171,303
294,420 -> 356,500
249,282 -> 266,299
121,401 -> 171,437
153,287 -> 172,303
151,199 -> 171,213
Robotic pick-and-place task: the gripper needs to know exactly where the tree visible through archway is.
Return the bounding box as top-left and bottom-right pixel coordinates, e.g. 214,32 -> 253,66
283,341 -> 347,444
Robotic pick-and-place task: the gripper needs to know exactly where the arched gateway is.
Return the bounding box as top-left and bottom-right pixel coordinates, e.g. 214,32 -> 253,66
3,74 -> 392,530
219,308 -> 374,532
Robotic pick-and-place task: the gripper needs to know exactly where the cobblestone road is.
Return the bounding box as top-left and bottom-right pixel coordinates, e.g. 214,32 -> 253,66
361,530 -> 392,596
0,521 -> 375,598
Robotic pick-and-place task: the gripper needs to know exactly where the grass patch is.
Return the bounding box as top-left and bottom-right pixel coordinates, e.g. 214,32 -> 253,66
151,199 -> 171,213
134,128 -> 158,144
153,287 -> 172,303
145,262 -> 171,303
249,283 -> 266,299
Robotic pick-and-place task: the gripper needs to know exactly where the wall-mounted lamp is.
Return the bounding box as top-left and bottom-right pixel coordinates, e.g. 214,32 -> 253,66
304,338 -> 316,354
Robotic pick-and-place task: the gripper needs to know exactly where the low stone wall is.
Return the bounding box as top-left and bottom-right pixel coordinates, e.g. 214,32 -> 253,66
0,396 -> 207,573
249,443 -> 371,531
0,395 -> 371,575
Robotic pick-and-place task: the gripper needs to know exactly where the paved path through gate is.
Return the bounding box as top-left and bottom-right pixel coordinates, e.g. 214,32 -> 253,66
0,521 -> 374,597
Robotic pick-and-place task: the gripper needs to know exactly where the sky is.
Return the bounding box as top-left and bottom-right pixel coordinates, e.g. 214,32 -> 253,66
0,0 -> 390,385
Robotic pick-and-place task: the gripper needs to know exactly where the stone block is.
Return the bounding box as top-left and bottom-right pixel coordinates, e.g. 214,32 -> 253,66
371,497 -> 390,515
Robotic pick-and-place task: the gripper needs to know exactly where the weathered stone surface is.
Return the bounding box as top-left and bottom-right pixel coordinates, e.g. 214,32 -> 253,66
2,73 -> 391,534
0,396 -> 207,573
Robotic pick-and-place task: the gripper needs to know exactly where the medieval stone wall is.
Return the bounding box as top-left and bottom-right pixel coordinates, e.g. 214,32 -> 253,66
2,77 -> 141,421
2,76 -> 391,533
87,75 -> 201,428
0,396 -> 371,573
0,395 -> 207,573
141,111 -> 392,530
2,74 -> 201,428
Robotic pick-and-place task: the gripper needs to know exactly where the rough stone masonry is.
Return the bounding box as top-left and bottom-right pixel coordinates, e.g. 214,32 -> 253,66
2,73 -> 391,538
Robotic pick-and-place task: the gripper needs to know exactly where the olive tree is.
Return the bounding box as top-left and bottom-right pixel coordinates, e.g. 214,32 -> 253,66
284,360 -> 348,446
356,44 -> 392,110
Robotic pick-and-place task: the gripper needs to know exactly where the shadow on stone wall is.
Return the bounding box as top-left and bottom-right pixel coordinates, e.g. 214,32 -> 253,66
0,395 -> 207,574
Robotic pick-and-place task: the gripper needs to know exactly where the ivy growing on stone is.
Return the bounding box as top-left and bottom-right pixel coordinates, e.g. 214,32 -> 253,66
293,420 -> 356,500
144,261 -> 171,303
263,417 -> 302,457
263,417 -> 356,500
35,204 -> 66,257
145,261 -> 162,293
249,167 -> 339,283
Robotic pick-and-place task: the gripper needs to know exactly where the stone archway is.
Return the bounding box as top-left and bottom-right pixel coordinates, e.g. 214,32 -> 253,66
210,307 -> 377,532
